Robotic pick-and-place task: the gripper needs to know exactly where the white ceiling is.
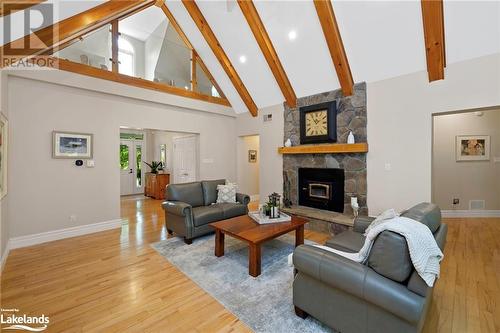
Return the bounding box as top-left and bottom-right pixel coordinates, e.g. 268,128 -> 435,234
3,0 -> 500,114
119,6 -> 166,42
166,0 -> 500,113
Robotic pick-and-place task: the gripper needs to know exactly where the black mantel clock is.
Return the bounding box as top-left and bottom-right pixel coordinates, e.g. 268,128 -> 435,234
299,101 -> 337,144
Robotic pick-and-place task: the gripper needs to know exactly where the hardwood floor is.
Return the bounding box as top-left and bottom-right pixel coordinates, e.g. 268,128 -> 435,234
1,197 -> 498,332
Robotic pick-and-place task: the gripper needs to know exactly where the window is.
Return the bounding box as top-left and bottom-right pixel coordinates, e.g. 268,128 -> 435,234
136,145 -> 142,187
211,86 -> 220,98
120,144 -> 129,170
118,37 -> 135,76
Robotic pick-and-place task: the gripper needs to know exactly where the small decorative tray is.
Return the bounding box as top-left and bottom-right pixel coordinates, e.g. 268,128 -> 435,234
248,211 -> 292,224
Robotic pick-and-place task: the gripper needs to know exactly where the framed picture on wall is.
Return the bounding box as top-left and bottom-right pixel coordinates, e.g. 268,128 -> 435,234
248,150 -> 257,163
0,113 -> 8,199
53,131 -> 93,159
456,135 -> 490,161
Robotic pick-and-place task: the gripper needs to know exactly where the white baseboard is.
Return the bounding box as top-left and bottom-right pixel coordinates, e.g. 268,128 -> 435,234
442,210 -> 500,218
250,194 -> 260,202
1,240 -> 11,273
8,219 -> 124,250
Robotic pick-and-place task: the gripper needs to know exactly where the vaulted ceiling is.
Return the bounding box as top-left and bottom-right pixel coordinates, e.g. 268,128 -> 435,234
2,1 -> 499,114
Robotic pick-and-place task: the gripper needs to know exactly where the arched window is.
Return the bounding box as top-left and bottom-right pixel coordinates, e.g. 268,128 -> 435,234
118,37 -> 135,76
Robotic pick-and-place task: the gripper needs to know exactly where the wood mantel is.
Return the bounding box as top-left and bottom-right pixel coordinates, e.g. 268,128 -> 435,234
278,143 -> 368,155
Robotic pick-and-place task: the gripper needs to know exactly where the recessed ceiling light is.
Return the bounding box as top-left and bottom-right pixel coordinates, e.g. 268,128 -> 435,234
288,30 -> 297,41
239,55 -> 247,64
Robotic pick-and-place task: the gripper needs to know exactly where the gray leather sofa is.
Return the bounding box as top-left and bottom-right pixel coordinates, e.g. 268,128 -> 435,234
293,202 -> 447,333
162,179 -> 250,244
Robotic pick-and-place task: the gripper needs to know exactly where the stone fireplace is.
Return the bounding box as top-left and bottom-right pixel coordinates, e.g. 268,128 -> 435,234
283,83 -> 368,217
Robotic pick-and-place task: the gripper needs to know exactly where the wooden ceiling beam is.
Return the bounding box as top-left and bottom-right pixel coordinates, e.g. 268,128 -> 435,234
237,0 -> 296,108
421,0 -> 446,82
182,0 -> 258,116
1,0 -> 155,66
313,0 -> 354,96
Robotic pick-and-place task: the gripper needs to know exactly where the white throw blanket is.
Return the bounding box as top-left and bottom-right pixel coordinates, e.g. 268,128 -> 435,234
312,216 -> 444,287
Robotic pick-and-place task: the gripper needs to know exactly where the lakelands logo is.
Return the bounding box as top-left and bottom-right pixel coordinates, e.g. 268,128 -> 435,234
1,308 -> 49,331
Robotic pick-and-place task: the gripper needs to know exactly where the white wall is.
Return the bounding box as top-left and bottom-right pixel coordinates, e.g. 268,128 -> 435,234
5,75 -> 237,238
145,20 -> 168,82
0,73 -> 9,266
433,109 -> 500,210
237,135 -> 260,198
367,53 -> 500,214
236,104 -> 283,203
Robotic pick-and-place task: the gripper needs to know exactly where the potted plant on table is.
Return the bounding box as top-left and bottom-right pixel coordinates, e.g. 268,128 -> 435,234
143,161 -> 164,174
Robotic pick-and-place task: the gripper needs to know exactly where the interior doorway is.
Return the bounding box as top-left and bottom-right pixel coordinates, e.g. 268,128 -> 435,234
432,107 -> 500,216
237,135 -> 260,202
120,128 -> 200,198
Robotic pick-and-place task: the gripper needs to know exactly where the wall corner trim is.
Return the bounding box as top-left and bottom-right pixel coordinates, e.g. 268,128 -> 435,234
1,240 -> 11,273
441,210 -> 500,218
8,219 -> 125,250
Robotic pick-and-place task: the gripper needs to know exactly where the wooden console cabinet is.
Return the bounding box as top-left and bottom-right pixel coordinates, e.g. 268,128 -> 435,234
145,173 -> 170,200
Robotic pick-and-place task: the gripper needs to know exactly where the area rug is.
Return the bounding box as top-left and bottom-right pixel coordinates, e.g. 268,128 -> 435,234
151,234 -> 332,333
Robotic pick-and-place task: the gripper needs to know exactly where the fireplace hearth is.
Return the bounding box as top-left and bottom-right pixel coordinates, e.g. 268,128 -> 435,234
299,168 -> 345,213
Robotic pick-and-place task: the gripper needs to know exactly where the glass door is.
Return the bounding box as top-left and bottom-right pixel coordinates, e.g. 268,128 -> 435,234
120,140 -> 144,195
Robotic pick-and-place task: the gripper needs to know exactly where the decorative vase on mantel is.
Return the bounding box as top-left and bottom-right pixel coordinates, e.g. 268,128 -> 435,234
347,131 -> 355,144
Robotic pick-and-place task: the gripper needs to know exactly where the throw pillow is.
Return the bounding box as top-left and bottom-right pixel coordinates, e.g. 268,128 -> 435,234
216,183 -> 237,203
364,208 -> 398,236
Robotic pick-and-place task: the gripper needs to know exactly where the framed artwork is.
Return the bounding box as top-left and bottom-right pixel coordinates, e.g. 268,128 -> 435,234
300,101 -> 337,144
456,135 -> 490,161
0,114 -> 8,199
53,131 -> 93,159
248,150 -> 257,163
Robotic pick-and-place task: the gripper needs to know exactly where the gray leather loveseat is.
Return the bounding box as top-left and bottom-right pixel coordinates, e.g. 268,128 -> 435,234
293,203 -> 447,333
162,179 -> 250,244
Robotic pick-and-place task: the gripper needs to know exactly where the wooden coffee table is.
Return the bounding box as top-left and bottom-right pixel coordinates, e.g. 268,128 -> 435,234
209,215 -> 307,277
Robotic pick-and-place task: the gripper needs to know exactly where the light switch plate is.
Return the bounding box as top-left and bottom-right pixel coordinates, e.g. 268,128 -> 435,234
86,160 -> 95,167
202,158 -> 214,164
494,157 -> 500,163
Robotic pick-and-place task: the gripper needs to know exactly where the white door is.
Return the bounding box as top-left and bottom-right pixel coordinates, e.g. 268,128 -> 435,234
173,135 -> 198,184
120,140 -> 144,195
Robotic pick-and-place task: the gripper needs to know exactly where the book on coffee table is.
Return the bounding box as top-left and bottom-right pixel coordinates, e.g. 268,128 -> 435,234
248,211 -> 292,224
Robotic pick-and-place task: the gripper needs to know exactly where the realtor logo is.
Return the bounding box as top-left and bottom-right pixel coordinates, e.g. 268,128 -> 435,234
1,2 -> 57,69
2,2 -> 54,55
1,308 -> 49,331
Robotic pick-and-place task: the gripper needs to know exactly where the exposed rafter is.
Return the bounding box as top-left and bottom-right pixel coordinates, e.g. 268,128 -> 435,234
421,0 -> 446,82
182,0 -> 258,116
237,0 -> 296,108
0,0 -> 155,66
159,3 -> 226,99
0,0 -> 46,17
313,0 -> 354,96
